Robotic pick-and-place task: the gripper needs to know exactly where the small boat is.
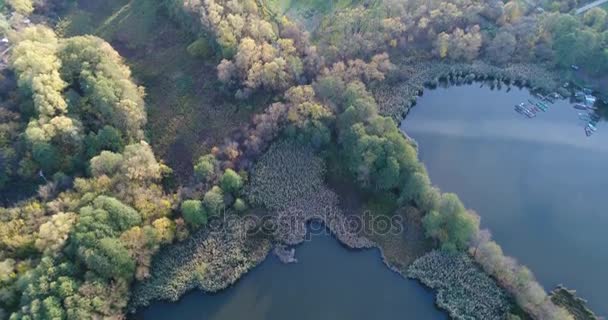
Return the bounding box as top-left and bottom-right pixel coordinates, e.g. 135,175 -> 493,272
585,125 -> 595,137
578,113 -> 592,121
534,101 -> 548,111
574,104 -> 587,110
514,104 -> 535,118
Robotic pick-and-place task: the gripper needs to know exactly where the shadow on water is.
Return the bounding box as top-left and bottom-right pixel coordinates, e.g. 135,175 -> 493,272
134,223 -> 446,320
401,84 -> 608,316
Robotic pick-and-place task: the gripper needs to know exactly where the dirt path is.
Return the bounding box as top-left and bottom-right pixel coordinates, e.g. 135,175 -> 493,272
575,0 -> 608,14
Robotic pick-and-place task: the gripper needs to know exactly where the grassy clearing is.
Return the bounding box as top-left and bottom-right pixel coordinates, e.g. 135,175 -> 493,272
57,0 -> 266,180
267,0 -> 357,15
264,0 -> 362,32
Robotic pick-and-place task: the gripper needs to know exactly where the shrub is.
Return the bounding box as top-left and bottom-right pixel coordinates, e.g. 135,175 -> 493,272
187,38 -> 213,58
233,198 -> 247,212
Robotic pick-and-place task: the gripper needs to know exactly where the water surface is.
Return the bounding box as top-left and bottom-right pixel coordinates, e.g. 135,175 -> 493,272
137,231 -> 446,319
401,84 -> 607,316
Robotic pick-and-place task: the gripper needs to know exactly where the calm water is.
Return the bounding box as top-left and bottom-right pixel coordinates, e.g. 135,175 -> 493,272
137,230 -> 446,319
401,84 -> 608,316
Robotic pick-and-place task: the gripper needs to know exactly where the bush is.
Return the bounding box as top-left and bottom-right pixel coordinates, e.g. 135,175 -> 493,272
233,198 -> 247,212
187,38 -> 213,58
181,200 -> 207,228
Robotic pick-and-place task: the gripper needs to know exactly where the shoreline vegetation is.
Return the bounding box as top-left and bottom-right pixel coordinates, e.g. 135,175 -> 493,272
0,0 -> 604,319
373,60 -> 564,120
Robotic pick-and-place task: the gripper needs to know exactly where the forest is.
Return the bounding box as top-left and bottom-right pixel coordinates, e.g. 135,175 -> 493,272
0,0 -> 605,319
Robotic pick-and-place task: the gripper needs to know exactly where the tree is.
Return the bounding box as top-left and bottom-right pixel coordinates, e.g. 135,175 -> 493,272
422,193 -> 480,251
90,151 -> 123,177
583,8 -> 607,32
203,186 -> 224,215
233,198 -> 247,212
504,0 -> 523,23
84,237 -> 135,280
32,142 -> 60,174
118,142 -> 161,182
181,200 -> 208,228
220,169 -> 243,193
93,196 -> 142,232
152,218 -> 175,244
35,212 -> 76,255
399,172 -> 440,212
194,154 -> 217,182
7,0 -> 34,15
486,32 -> 516,64
59,36 -> 147,141
85,125 -> 124,158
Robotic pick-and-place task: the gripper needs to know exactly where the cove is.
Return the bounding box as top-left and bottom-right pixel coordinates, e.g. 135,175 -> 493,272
135,229 -> 446,319
401,84 -> 608,316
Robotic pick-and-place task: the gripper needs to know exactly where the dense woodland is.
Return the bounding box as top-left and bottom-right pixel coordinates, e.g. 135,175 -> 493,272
0,0 -> 604,319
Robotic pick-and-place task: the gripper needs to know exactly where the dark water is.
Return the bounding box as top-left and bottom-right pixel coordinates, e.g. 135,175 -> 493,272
137,231 -> 446,319
401,84 -> 608,316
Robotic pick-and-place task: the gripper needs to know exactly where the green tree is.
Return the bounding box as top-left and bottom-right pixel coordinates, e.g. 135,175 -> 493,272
583,8 -> 607,32
85,125 -> 124,158
203,186 -> 224,215
220,169 -> 243,193
194,154 -> 217,182
93,196 -> 142,232
399,172 -> 440,212
233,198 -> 247,212
84,237 -> 135,280
32,142 -> 60,174
181,200 -> 208,228
422,193 -> 480,251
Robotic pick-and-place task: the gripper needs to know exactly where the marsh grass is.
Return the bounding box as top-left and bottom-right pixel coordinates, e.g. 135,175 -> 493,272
408,250 -> 511,320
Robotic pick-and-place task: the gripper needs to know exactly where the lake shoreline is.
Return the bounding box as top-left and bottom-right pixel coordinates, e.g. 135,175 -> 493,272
131,64 -> 600,319
401,84 -> 605,318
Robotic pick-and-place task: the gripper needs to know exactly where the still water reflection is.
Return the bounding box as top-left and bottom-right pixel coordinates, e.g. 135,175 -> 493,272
401,84 -> 607,316
137,230 -> 446,319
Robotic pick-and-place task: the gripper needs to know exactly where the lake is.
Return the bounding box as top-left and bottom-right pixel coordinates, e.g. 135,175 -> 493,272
401,84 -> 607,316
136,228 -> 446,319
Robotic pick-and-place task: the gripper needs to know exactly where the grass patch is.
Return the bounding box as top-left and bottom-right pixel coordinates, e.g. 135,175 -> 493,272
95,0 -> 159,49
264,0 -> 363,32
